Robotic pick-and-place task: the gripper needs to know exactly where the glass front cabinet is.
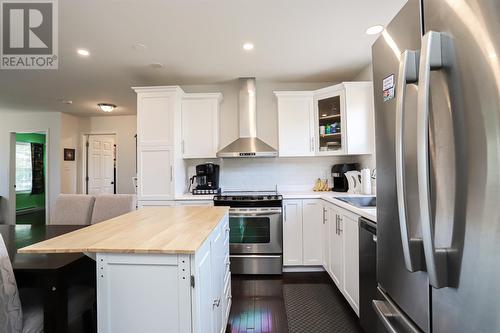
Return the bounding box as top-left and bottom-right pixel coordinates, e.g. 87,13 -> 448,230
314,85 -> 346,155
275,82 -> 374,157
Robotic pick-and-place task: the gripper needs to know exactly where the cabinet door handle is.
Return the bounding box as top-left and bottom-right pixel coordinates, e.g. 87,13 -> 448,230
182,140 -> 185,154
170,166 -> 173,182
335,215 -> 338,234
322,208 -> 326,224
310,137 -> 314,152
284,208 -> 287,222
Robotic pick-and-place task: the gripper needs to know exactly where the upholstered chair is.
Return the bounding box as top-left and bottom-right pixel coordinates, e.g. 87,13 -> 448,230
52,194 -> 96,225
90,194 -> 136,224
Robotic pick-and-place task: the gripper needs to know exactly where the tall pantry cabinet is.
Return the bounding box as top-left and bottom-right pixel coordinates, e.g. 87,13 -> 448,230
133,86 -> 222,207
134,86 -> 186,206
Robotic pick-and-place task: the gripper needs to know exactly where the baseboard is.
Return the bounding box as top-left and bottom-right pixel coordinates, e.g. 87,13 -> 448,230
16,207 -> 45,215
283,266 -> 325,273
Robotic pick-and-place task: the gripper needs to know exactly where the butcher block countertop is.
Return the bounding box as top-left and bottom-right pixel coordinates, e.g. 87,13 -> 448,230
18,206 -> 230,255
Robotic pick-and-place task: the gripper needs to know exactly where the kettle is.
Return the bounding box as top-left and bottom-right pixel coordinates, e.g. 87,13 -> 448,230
345,171 -> 362,194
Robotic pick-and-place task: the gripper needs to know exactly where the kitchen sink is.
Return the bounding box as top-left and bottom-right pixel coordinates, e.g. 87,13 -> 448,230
336,196 -> 376,208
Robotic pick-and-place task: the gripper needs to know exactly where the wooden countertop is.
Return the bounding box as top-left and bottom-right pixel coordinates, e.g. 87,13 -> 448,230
18,206 -> 229,254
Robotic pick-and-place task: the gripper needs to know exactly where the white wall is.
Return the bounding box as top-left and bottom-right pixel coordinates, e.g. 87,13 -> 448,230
0,111 -> 61,224
60,113 -> 81,194
353,64 -> 373,81
85,115 -> 137,194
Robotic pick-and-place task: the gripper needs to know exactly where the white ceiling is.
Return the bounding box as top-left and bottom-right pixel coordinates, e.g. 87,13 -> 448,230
0,0 -> 406,115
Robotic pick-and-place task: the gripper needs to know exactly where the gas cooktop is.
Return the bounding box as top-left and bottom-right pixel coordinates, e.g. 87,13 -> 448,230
213,190 -> 283,207
214,190 -> 282,201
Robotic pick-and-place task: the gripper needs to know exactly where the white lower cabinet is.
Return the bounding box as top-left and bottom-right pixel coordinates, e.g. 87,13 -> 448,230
342,213 -> 360,315
323,202 -> 360,316
285,199 -> 360,316
193,214 -> 230,333
97,214 -> 230,333
283,200 -> 303,265
137,200 -> 175,208
322,206 -> 331,271
283,199 -> 325,266
176,200 -> 213,206
329,205 -> 344,289
137,200 -> 213,208
302,200 -> 324,265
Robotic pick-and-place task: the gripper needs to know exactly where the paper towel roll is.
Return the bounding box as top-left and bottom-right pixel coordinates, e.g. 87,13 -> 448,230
361,169 -> 372,195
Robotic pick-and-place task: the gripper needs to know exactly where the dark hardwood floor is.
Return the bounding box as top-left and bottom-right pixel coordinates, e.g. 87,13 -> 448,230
16,209 -> 46,226
227,272 -> 358,333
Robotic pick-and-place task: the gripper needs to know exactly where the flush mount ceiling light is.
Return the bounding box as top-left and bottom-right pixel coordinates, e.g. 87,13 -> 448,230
97,103 -> 116,112
77,48 -> 90,56
243,42 -> 254,51
365,25 -> 384,35
60,99 -> 73,105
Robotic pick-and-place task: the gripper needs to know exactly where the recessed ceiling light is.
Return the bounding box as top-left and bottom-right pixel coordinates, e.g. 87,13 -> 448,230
365,25 -> 384,35
133,42 -> 147,51
97,103 -> 116,113
243,42 -> 254,51
149,62 -> 164,69
60,99 -> 73,105
77,48 -> 90,56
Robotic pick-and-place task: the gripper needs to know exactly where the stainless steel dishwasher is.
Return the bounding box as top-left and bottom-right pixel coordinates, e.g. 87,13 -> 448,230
359,217 -> 378,333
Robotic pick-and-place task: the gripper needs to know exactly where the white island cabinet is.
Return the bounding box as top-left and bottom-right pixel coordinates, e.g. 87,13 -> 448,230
19,206 -> 231,333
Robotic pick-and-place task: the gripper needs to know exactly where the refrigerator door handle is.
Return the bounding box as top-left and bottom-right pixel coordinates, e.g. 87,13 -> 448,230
373,289 -> 421,333
395,49 -> 425,272
417,31 -> 450,289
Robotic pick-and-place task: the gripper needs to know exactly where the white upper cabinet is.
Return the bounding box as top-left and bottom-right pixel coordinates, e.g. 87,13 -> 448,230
275,82 -> 374,157
314,82 -> 374,156
275,91 -> 315,157
182,93 -> 222,159
135,87 -> 182,147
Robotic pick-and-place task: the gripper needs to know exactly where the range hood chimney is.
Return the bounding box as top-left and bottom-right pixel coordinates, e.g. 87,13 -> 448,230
217,78 -> 278,158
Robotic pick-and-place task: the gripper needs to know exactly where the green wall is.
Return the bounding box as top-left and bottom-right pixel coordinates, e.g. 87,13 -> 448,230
16,133 -> 46,211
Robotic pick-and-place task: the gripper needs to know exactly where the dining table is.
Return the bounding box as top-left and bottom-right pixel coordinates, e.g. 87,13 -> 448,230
0,224 -> 96,333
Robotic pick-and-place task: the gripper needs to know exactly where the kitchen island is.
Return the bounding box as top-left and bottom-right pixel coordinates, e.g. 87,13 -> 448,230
19,206 -> 231,333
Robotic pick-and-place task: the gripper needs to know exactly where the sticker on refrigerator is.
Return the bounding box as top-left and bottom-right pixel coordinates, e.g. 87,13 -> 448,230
383,74 -> 395,102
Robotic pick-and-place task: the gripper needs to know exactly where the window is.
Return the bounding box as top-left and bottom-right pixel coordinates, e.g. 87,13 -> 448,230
16,142 -> 32,192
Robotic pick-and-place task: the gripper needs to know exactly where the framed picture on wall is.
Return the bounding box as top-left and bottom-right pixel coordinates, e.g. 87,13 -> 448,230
64,148 -> 75,161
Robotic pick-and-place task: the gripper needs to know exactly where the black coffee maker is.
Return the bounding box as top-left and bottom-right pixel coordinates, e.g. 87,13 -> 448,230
190,163 -> 221,195
331,163 -> 359,192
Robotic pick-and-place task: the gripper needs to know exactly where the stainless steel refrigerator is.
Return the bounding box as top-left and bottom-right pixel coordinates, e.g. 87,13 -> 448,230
372,0 -> 500,332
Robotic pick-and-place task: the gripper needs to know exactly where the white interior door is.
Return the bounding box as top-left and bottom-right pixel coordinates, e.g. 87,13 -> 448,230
88,135 -> 115,194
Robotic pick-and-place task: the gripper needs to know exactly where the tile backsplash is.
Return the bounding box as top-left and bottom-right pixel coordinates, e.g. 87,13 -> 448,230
185,155 -> 374,192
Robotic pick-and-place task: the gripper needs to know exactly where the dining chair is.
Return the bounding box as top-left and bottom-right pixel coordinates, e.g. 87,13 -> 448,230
52,194 -> 96,225
90,194 -> 136,224
0,234 -> 96,333
0,234 -> 24,333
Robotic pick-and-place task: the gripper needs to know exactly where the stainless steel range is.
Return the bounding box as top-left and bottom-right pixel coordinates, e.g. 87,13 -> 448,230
213,191 -> 283,275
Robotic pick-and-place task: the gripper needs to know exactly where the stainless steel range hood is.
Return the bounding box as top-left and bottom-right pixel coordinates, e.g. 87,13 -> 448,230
217,78 -> 278,158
